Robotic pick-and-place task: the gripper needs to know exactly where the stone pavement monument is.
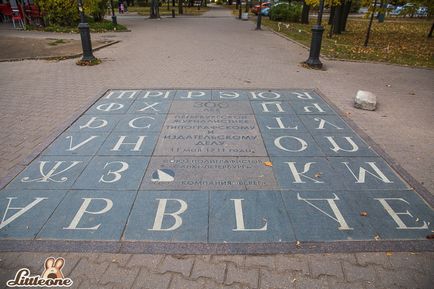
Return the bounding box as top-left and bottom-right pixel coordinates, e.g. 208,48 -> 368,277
0,89 -> 432,253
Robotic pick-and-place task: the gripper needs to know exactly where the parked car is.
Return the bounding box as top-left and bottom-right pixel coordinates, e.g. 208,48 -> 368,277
261,7 -> 270,16
251,2 -> 271,15
390,6 -> 403,16
416,6 -> 428,17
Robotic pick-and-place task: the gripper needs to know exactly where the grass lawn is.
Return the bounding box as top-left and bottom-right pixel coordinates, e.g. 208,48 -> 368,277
128,5 -> 210,16
262,17 -> 434,68
27,19 -> 128,33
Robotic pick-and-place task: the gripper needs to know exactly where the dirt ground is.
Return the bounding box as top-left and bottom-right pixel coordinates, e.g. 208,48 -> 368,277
0,35 -> 115,60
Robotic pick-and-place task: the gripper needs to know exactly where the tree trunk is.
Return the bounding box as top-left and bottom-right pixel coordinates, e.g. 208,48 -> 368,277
178,0 -> 183,14
329,6 -> 335,25
301,1 -> 310,24
150,0 -> 160,18
428,22 -> 434,38
364,0 -> 377,46
341,0 -> 351,31
333,3 -> 343,34
339,0 -> 347,33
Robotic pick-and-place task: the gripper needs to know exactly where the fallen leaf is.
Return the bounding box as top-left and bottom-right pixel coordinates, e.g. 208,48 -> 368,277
360,211 -> 368,217
374,235 -> 381,241
386,252 -> 393,256
314,172 -> 322,178
263,161 -> 273,167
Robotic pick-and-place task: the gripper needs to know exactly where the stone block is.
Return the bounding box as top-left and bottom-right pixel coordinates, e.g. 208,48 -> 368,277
354,90 -> 376,111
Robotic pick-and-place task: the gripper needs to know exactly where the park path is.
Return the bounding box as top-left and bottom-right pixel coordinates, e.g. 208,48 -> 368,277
0,6 -> 433,289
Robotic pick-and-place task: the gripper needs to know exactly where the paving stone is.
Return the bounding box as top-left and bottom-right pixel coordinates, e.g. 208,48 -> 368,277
260,269 -> 295,289
77,279 -> 117,289
212,90 -> 251,101
308,255 -> 344,280
251,101 -> 296,115
69,257 -> 110,283
139,90 -> 176,100
128,99 -> 172,114
355,252 -> 392,269
37,190 -> 135,241
5,156 -> 91,190
328,157 -> 410,191
209,191 -> 295,243
191,258 -> 226,283
97,132 -> 159,156
96,254 -> 132,267
274,255 -> 310,275
0,252 -> 48,273
225,263 -> 259,288
326,277 -> 366,289
140,157 -> 279,191
52,252 -> 82,276
99,262 -> 140,288
388,252 -> 434,275
282,191 -> 372,241
132,268 -> 172,289
158,255 -> 194,277
245,256 -> 275,270
293,274 -> 329,289
211,255 -> 245,267
0,190 -> 68,239
42,132 -> 109,156
174,90 -> 212,101
169,274 -> 205,289
170,100 -> 252,114
126,254 -> 164,271
124,191 -> 208,242
373,267 -> 430,289
72,156 -> 149,190
341,262 -> 376,283
102,90 -> 142,101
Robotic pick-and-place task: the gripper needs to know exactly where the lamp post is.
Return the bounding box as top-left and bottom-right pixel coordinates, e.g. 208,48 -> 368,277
304,0 -> 325,69
110,0 -> 117,25
77,0 -> 96,62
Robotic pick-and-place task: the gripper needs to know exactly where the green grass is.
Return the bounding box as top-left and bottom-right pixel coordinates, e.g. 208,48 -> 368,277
27,19 -> 127,33
262,18 -> 434,68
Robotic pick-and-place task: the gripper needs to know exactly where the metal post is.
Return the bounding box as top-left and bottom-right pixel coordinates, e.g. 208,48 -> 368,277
304,0 -> 325,69
238,3 -> 242,19
77,0 -> 96,61
256,0 -> 262,30
110,0 -> 117,25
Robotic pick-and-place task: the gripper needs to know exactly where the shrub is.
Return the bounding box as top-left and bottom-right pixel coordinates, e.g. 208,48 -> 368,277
269,2 -> 302,22
84,0 -> 108,21
35,0 -> 79,26
216,0 -> 223,5
350,0 -> 361,13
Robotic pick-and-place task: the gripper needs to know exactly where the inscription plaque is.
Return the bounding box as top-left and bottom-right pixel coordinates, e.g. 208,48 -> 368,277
0,89 -> 432,251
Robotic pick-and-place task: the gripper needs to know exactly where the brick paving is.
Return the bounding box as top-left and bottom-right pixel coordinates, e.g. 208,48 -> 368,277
0,6 -> 433,288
